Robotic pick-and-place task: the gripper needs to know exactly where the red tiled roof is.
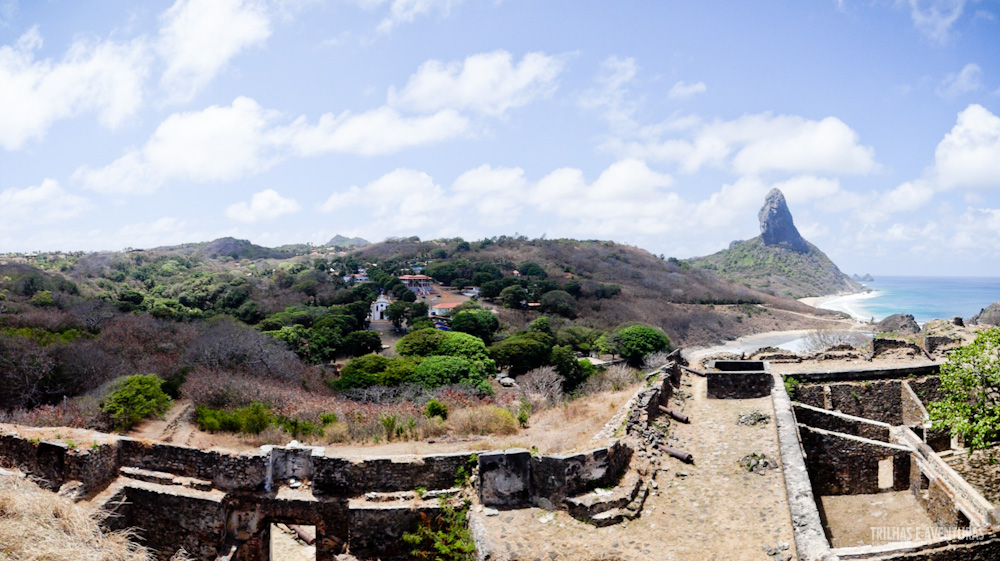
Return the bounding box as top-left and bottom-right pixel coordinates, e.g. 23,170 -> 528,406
432,302 -> 462,309
399,274 -> 433,280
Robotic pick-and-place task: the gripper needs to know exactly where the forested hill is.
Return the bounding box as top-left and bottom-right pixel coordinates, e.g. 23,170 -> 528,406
686,189 -> 861,298
347,235 -> 840,341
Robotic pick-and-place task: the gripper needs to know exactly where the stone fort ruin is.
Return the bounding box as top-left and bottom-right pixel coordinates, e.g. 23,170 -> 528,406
4,354 -> 1000,560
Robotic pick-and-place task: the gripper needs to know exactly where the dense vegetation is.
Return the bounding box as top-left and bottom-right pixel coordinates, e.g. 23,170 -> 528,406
0,234 -> 836,440
686,236 -> 861,298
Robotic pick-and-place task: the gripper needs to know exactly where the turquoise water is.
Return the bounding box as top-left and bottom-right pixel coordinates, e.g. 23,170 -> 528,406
822,276 -> 1000,325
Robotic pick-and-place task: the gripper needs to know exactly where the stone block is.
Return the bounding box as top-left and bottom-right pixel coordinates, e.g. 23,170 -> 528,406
478,449 -> 531,508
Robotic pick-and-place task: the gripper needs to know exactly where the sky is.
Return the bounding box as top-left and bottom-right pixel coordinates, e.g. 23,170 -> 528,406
1,0 -> 999,276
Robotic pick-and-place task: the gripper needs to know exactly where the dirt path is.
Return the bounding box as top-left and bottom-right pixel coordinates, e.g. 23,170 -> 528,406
473,373 -> 796,560
132,399 -> 196,445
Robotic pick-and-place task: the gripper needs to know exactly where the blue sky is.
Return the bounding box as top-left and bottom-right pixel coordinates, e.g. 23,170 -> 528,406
1,0 -> 998,276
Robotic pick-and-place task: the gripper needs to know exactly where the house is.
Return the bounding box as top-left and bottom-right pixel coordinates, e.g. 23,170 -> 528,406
370,294 -> 391,321
399,274 -> 434,295
430,302 -> 462,317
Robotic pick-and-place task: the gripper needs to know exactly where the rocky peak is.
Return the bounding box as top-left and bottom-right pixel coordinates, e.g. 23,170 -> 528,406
758,188 -> 809,253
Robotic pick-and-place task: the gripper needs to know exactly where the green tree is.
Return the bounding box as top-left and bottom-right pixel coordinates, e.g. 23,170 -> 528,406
550,345 -> 586,391
397,328 -> 448,357
333,354 -> 392,390
499,285 -> 527,308
930,328 -> 1000,450
451,309 -> 500,343
540,290 -> 577,319
615,324 -> 671,367
387,301 -> 410,329
518,261 -> 547,278
489,331 -> 553,376
410,355 -> 480,388
102,374 -> 171,431
344,330 -> 382,357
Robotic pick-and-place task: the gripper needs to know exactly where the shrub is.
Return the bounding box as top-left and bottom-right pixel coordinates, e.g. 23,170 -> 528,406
424,398 -> 448,420
102,374 -> 171,431
614,324 -> 671,367
332,354 -> 392,390
402,498 -> 476,561
195,401 -> 273,435
450,405 -> 518,436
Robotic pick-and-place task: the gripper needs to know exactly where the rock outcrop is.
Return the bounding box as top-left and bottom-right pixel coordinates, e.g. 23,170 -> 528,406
759,189 -> 809,253
685,189 -> 862,299
875,314 -> 921,334
972,302 -> 1000,326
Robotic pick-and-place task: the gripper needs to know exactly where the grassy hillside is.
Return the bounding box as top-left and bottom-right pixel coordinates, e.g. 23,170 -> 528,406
685,236 -> 861,299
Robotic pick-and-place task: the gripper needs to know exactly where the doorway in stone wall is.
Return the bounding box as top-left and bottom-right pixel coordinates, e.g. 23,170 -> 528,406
269,523 -> 316,561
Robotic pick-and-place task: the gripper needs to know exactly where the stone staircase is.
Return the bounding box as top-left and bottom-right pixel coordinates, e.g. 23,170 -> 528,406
564,463 -> 654,526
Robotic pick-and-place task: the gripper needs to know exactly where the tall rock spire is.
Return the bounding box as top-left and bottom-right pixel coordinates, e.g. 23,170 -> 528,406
758,188 -> 809,253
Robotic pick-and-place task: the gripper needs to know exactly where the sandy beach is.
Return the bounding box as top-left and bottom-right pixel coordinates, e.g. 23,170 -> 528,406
799,291 -> 880,323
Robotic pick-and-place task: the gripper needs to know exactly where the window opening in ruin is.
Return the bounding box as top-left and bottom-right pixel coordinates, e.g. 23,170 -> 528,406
877,457 -> 893,490
957,511 -> 970,529
919,472 -> 929,490
270,523 -> 316,561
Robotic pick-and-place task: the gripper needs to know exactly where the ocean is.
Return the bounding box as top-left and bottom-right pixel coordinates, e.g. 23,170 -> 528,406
817,276 -> 1000,325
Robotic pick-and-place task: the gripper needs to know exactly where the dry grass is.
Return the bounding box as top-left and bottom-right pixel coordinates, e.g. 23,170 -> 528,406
450,405 -> 519,436
0,470 -> 152,561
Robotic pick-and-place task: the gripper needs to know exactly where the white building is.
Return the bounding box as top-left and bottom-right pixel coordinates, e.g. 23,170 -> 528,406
370,294 -> 391,321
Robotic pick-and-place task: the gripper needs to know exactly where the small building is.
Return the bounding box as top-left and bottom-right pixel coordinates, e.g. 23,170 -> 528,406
430,302 -> 462,317
399,274 -> 434,295
370,294 -> 391,321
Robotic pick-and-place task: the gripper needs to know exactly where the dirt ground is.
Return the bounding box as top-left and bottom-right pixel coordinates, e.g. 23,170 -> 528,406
817,491 -> 935,548
473,373 -> 797,561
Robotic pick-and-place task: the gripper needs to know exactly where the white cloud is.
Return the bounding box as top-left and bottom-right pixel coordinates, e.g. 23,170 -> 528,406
375,0 -> 463,33
388,51 -> 563,117
667,80 -> 707,100
909,0 -> 966,43
933,104 -> 1000,189
320,169 -> 447,232
771,175 -> 841,205
580,56 -> 640,131
613,112 -> 877,176
879,180 -> 936,212
279,107 -> 468,156
75,96 -> 283,194
936,63 -> 982,99
452,165 -> 528,220
0,179 -> 91,230
0,27 -> 148,150
226,189 -> 301,223
158,0 -> 271,102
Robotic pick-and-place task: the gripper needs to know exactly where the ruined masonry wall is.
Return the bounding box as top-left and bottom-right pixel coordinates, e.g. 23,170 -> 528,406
791,403 -> 890,442
798,426 -> 910,495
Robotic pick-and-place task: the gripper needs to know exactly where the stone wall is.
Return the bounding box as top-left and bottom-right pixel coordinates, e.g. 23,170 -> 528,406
529,440 -> 632,509
706,360 -> 772,399
707,371 -> 774,398
121,481 -> 227,560
792,402 -> 891,442
826,380 -> 903,425
312,452 -> 473,496
798,425 -> 910,495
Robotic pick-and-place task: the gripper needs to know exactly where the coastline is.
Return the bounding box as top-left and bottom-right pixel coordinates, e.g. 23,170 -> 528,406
799,290 -> 878,323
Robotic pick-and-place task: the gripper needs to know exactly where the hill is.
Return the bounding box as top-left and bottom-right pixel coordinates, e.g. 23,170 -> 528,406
686,189 -> 861,298
347,235 -> 844,344
326,234 -> 370,249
